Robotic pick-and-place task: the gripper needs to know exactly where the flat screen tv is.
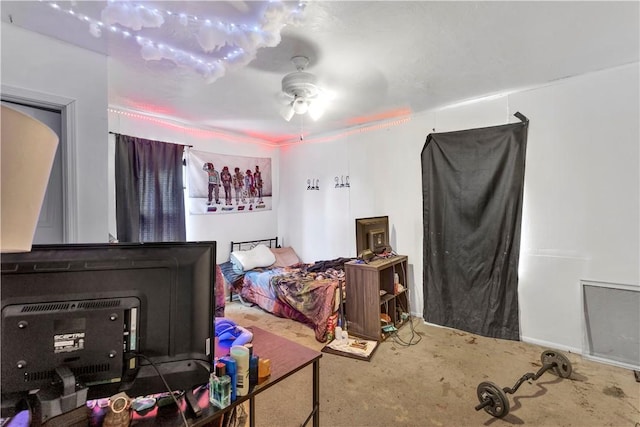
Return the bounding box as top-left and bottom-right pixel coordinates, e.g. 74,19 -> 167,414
1,241 -> 216,421
355,216 -> 390,256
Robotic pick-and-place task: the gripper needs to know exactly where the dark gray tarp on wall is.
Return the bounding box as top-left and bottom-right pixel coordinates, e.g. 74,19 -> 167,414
421,117 -> 528,340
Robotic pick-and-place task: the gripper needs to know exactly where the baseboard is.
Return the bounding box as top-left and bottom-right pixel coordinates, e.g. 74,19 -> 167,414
520,336 -> 581,355
421,319 -> 468,332
418,321 -> 584,357
581,354 -> 640,371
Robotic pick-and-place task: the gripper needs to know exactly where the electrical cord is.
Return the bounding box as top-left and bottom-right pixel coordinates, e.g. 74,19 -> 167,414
135,353 -> 189,427
390,298 -> 422,347
389,262 -> 422,346
223,403 -> 248,427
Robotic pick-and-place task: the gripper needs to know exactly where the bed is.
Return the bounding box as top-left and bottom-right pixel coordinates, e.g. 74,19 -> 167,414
218,238 -> 353,342
214,263 -> 226,318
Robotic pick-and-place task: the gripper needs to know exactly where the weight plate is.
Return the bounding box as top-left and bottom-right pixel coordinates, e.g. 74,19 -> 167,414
541,350 -> 573,379
477,381 -> 510,418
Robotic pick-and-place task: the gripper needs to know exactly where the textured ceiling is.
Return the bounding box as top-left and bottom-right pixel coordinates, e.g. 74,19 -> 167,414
2,1 -> 639,144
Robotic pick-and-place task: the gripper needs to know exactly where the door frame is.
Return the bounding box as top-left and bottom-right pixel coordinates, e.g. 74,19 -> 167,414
2,84 -> 78,244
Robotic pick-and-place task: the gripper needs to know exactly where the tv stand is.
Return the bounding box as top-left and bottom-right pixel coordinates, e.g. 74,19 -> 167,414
345,255 -> 409,341
34,366 -> 88,425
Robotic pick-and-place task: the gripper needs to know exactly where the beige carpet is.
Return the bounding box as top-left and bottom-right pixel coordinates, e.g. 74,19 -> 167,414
223,301 -> 639,427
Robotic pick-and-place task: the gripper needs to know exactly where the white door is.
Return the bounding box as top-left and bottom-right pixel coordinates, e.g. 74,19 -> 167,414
1,101 -> 64,244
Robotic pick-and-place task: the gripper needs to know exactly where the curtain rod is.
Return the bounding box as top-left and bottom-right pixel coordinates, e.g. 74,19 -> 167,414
108,131 -> 193,148
513,112 -> 528,123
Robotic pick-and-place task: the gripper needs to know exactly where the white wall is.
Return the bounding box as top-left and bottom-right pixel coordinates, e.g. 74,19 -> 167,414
277,118 -> 434,322
1,25 -> 109,243
278,63 -> 639,353
108,111 -> 280,264
512,64 -> 639,351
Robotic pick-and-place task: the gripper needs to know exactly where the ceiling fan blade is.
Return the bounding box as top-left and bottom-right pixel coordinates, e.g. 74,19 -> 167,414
308,101 -> 325,121
279,102 -> 295,121
276,91 -> 295,105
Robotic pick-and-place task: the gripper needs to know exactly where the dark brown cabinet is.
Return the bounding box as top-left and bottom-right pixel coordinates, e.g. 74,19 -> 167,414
344,255 -> 409,341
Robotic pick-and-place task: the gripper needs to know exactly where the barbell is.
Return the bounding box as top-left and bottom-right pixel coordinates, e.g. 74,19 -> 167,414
475,349 -> 572,418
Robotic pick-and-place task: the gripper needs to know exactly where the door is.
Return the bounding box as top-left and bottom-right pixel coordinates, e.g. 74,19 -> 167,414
1,101 -> 64,244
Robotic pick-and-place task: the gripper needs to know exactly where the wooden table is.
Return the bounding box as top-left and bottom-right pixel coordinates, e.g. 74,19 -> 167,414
123,326 -> 322,427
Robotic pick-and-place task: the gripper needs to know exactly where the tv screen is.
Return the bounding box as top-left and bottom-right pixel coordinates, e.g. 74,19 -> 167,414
355,216 -> 390,256
1,242 -> 216,417
369,229 -> 387,253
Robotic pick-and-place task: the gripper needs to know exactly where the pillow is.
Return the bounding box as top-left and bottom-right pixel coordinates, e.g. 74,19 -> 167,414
270,246 -> 302,268
230,244 -> 276,271
219,261 -> 245,289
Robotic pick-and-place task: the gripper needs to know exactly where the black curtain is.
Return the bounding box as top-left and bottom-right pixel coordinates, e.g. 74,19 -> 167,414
115,134 -> 186,242
421,116 -> 528,340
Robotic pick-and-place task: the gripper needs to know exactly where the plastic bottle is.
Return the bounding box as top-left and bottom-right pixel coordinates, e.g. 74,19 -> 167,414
245,343 -> 253,355
245,343 -> 259,387
220,356 -> 237,401
249,354 -> 259,386
231,345 -> 250,397
258,358 -> 271,381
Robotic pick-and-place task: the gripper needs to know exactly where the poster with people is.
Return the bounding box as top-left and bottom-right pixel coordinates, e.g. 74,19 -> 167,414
187,150 -> 272,214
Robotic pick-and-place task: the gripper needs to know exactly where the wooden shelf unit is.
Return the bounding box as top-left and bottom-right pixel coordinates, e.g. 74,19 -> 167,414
344,255 -> 409,341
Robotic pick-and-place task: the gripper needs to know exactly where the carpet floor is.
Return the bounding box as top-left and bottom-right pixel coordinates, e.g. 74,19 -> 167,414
223,301 -> 639,427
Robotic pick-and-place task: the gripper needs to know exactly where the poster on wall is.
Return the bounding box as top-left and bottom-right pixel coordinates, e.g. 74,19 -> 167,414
187,149 -> 272,214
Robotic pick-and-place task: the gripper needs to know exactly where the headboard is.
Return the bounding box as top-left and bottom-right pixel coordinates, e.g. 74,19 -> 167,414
230,237 -> 279,252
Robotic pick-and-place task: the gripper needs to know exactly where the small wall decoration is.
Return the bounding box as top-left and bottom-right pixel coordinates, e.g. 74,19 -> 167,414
187,150 -> 271,215
307,178 -> 319,190
334,175 -> 350,188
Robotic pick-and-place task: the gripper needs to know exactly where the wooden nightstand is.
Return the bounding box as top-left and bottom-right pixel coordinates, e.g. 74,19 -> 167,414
345,255 -> 409,341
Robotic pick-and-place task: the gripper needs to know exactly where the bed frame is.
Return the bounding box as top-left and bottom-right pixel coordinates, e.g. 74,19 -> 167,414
230,237 -> 279,253
228,237 -> 280,302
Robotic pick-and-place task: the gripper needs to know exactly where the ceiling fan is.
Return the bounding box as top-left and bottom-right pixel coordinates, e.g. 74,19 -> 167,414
279,56 -> 332,122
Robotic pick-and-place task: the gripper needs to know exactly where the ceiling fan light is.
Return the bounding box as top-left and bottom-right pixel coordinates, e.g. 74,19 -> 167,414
292,98 -> 308,114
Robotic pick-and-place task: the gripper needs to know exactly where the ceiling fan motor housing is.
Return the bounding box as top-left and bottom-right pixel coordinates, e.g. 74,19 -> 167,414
281,71 -> 319,99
